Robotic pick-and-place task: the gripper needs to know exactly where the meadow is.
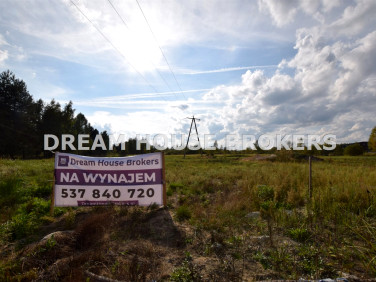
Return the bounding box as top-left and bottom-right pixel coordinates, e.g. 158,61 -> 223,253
0,153 -> 375,281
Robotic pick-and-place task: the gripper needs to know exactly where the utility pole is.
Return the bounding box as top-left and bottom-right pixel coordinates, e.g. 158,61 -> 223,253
184,116 -> 203,158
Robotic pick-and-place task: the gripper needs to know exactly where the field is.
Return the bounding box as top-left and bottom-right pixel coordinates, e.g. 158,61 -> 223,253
1,153 -> 376,281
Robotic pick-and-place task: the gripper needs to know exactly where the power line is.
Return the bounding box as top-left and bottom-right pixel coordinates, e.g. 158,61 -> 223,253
135,0 -> 187,100
183,116 -> 202,158
106,0 -> 178,101
69,0 -> 167,101
106,0 -> 129,29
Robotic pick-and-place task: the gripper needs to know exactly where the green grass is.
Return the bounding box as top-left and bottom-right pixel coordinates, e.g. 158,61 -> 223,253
0,159 -> 54,242
165,154 -> 376,277
1,154 -> 376,279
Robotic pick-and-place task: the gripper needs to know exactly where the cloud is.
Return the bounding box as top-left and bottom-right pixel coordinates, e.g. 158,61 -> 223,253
258,0 -> 300,27
0,33 -> 8,46
182,65 -> 278,75
194,1 -> 376,143
257,0 -> 344,27
1,0 -> 375,145
0,0 -> 294,75
0,49 -> 8,65
174,104 -> 189,111
328,0 -> 376,37
0,34 -> 9,65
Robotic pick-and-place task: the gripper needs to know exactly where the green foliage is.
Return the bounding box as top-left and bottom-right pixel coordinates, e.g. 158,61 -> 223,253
1,154 -> 376,279
257,185 -> 274,202
30,183 -> 52,198
369,127 -> 376,152
253,251 -> 272,269
348,219 -> 376,275
175,205 -> 192,222
2,213 -> 38,240
0,175 -> 21,207
170,183 -> 184,192
0,70 -> 108,158
288,227 -> 311,243
170,253 -> 201,281
19,198 -> 50,216
344,143 -> 364,156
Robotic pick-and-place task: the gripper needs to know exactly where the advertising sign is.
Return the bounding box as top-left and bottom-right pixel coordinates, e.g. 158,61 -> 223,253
54,152 -> 165,207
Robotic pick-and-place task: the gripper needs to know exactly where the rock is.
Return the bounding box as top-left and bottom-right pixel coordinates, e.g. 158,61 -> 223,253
41,230 -> 74,242
249,235 -> 270,243
246,211 -> 261,219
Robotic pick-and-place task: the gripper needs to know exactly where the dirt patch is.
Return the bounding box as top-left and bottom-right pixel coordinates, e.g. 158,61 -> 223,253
0,206 -> 368,281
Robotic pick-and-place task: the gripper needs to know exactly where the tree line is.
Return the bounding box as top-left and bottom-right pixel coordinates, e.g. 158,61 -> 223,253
0,70 -> 111,158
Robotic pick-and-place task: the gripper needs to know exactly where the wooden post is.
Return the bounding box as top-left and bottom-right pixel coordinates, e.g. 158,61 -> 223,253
50,174 -> 55,216
309,156 -> 312,199
162,152 -> 167,206
50,152 -> 56,215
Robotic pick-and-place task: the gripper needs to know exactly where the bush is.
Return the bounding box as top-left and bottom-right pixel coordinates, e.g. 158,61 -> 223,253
175,205 -> 191,222
3,213 -> 39,240
19,198 -> 50,216
288,227 -> 310,243
257,185 -> 274,202
344,144 -> 364,156
0,176 -> 22,207
31,184 -> 52,198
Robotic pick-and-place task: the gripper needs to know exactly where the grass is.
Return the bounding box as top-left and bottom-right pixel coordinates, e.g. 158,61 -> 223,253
0,154 -> 376,280
165,154 -> 376,278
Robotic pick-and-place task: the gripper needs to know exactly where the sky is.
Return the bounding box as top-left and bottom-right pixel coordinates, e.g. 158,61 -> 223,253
1,0 -> 376,147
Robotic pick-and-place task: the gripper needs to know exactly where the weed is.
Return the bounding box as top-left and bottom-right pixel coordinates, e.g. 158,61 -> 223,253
253,251 -> 272,269
257,185 -> 274,202
170,183 -> 184,192
288,227 -> 311,243
170,253 -> 201,281
5,213 -> 39,240
175,206 -> 192,222
347,218 -> 376,275
0,175 -> 22,208
64,209 -> 76,229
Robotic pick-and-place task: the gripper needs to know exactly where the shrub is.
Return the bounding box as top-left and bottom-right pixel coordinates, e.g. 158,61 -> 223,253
288,227 -> 310,243
257,185 -> 274,202
175,205 -> 191,222
31,183 -> 52,198
344,144 -> 364,156
170,253 -> 201,281
5,213 -> 39,240
0,176 -> 21,207
19,198 -> 50,216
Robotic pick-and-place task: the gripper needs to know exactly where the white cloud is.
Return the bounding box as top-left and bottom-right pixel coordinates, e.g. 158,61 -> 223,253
0,33 -> 9,65
258,0 -> 300,27
0,49 -> 8,65
182,65 -> 278,75
328,0 -> 376,37
0,33 -> 8,46
193,2 -> 376,143
1,0 -> 375,145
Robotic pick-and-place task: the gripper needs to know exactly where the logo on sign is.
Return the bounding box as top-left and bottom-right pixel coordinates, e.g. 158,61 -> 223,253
58,156 -> 69,167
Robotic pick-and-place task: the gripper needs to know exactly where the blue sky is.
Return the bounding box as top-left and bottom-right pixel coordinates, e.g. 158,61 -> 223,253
1,0 -> 376,146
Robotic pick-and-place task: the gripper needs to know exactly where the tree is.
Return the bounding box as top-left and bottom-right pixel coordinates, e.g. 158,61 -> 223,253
213,140 -> 218,150
344,143 -> 364,156
0,70 -> 107,158
369,126 -> 376,152
0,70 -> 39,158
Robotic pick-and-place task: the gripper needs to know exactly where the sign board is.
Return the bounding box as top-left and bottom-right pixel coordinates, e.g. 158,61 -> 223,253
53,152 -> 165,207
